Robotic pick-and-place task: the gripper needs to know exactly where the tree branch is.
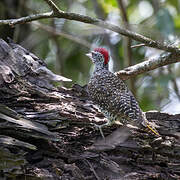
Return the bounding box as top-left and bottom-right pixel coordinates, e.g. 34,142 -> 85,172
0,12 -> 53,26
0,1 -> 179,55
115,52 -> 179,80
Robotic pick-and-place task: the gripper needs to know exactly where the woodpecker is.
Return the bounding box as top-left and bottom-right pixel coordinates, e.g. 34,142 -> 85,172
86,47 -> 159,137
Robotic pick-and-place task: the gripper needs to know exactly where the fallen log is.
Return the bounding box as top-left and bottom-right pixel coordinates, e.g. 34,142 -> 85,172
0,39 -> 179,180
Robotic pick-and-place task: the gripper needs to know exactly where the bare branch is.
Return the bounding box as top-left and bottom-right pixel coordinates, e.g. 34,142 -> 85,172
43,0 -> 63,14
96,21 -> 180,54
131,44 -> 146,48
0,12 -> 53,26
0,4 -> 179,55
115,53 -> 180,80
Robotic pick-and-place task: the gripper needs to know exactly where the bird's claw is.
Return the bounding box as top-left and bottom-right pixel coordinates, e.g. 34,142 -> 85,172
142,113 -> 160,136
146,122 -> 160,136
94,123 -> 105,139
142,119 -> 160,136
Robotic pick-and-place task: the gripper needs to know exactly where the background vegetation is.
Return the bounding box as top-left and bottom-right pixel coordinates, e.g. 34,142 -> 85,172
0,0 -> 179,113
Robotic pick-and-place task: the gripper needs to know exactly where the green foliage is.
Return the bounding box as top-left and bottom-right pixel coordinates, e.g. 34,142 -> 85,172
98,0 -> 118,13
174,14 -> 180,29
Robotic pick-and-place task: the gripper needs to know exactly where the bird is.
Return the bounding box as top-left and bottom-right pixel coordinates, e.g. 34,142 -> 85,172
86,47 -> 160,138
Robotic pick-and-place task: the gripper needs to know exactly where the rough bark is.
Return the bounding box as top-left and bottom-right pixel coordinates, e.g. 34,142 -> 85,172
0,39 -> 179,180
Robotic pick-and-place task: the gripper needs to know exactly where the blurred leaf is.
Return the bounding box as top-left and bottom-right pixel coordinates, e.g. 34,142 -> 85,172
174,14 -> 180,29
98,0 -> 118,13
166,0 -> 179,11
104,0 -> 118,7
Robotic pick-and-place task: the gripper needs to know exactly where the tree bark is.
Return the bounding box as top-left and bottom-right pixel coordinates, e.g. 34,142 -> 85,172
0,39 -> 179,180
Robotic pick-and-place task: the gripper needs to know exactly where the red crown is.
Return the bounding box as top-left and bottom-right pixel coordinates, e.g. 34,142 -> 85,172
94,48 -> 109,65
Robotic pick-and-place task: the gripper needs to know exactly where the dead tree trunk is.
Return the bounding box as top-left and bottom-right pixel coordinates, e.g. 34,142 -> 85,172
0,39 -> 179,180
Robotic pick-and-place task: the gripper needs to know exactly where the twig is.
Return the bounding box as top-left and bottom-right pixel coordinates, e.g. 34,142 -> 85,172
0,12 -> 53,26
131,43 -> 146,48
115,52 -> 179,80
85,160 -> 101,180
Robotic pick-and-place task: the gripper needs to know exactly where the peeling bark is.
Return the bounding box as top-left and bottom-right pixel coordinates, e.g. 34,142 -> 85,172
0,39 -> 179,180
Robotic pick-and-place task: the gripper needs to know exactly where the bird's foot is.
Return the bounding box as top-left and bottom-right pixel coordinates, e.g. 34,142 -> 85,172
142,119 -> 160,136
93,120 -> 114,139
146,122 -> 160,136
94,124 -> 106,139
142,113 -> 160,136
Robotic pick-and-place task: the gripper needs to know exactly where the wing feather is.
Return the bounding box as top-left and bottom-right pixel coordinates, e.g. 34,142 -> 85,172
88,71 -> 143,124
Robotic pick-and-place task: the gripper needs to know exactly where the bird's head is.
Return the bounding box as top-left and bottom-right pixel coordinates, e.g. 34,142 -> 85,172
86,47 -> 110,69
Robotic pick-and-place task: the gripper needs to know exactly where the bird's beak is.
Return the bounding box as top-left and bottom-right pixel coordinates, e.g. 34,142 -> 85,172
86,52 -> 92,59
